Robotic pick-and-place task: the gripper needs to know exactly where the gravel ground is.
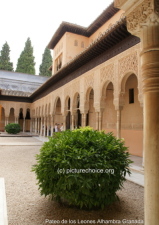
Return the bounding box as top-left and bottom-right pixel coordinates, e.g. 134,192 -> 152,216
0,137 -> 144,225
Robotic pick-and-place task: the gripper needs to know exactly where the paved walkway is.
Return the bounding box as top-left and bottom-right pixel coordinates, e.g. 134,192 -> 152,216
0,134 -> 144,225
128,155 -> 144,187
0,178 -> 8,225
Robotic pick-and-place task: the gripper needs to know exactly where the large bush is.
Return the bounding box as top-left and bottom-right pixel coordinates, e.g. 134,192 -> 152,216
5,123 -> 21,134
32,127 -> 132,209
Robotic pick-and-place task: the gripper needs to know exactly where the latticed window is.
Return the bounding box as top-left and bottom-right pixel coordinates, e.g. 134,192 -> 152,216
81,41 -> 84,48
55,54 -> 63,72
74,40 -> 78,46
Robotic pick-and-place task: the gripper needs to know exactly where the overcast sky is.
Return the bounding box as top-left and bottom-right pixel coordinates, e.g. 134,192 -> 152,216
0,0 -> 113,74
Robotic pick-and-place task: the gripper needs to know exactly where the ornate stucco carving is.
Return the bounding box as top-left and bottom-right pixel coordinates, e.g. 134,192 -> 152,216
114,0 -> 127,8
85,73 -> 94,89
155,0 -> 159,15
126,0 -> 159,35
100,64 -> 115,84
72,80 -> 80,95
64,84 -> 71,97
119,51 -> 138,80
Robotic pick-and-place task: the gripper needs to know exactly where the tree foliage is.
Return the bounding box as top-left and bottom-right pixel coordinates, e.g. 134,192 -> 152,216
16,37 -> 35,75
32,127 -> 132,209
0,42 -> 14,71
39,47 -> 52,77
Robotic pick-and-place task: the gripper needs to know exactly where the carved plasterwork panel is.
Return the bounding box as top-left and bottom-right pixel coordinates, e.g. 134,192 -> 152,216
114,0 -> 127,8
155,0 -> 159,15
64,84 -> 71,97
119,52 -> 138,80
100,64 -> 115,84
85,74 -> 94,89
127,0 -> 159,35
72,80 -> 80,95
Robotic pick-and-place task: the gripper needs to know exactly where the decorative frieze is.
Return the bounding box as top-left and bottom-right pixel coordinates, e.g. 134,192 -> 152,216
64,84 -> 71,97
127,0 -> 159,35
85,74 -> 94,89
100,64 -> 114,84
119,51 -> 138,80
114,0 -> 127,8
155,0 -> 159,15
72,80 -> 80,95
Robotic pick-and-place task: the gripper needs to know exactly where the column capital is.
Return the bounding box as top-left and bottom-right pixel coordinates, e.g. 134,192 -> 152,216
113,94 -> 124,111
115,0 -> 159,36
80,110 -> 88,114
114,0 -> 128,8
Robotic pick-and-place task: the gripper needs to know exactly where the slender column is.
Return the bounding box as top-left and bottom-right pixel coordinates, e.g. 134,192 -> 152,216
50,115 -> 54,136
63,115 -> 66,131
34,118 -> 36,133
116,109 -> 121,139
74,113 -> 77,129
38,117 -> 41,135
95,112 -> 99,130
82,113 -> 86,127
5,117 -> 9,126
99,111 -> 103,131
30,118 -> 33,133
71,114 -> 75,130
35,118 -> 37,134
23,118 -> 25,132
32,118 -> 34,133
47,116 -> 50,136
37,118 -> 39,134
40,117 -> 43,136
44,117 -> 46,136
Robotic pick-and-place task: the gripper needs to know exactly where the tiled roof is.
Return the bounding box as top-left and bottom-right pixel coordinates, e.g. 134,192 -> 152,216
48,3 -> 119,49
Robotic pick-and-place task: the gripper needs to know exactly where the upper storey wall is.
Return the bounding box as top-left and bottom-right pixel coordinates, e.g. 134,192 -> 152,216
53,34 -> 66,74
52,8 -> 124,75
52,33 -> 89,75
65,32 -> 89,63
89,10 -> 124,44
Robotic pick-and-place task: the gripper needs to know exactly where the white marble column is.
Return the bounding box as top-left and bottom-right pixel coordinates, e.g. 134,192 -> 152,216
116,109 -> 121,139
23,118 -> 25,132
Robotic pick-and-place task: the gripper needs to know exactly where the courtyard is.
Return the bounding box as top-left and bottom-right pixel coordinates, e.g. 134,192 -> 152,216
0,136 -> 144,225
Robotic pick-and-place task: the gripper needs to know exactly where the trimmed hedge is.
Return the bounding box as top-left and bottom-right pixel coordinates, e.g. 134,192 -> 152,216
32,127 -> 132,209
5,123 -> 21,134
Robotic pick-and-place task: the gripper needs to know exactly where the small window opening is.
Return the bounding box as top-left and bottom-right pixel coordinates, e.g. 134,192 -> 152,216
74,40 -> 78,46
81,41 -> 84,48
129,89 -> 134,104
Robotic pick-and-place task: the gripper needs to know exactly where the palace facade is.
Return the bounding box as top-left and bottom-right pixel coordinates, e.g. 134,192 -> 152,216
0,3 -> 143,157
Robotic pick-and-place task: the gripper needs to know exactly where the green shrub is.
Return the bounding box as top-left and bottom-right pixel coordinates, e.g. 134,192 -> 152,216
5,123 -> 21,134
32,127 -> 132,209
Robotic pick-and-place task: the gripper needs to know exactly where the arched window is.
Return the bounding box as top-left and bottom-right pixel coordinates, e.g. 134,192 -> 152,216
74,40 -> 78,46
81,41 -> 84,48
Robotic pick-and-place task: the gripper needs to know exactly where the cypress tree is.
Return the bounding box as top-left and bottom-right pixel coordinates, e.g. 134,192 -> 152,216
39,47 -> 52,77
0,42 -> 14,71
16,37 -> 36,75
